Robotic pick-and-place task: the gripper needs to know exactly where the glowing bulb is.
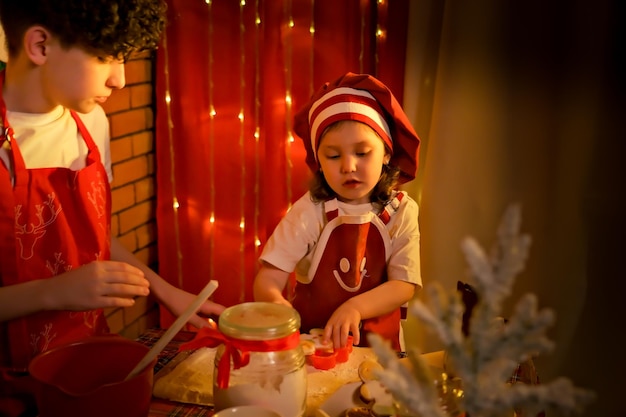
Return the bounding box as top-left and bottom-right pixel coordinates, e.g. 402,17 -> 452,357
173,198 -> 180,209
285,94 -> 292,105
165,92 -> 171,104
309,26 -> 315,34
255,238 -> 261,247
240,0 -> 246,6
256,17 -> 261,25
289,18 -> 294,28
239,219 -> 245,229
210,215 -> 215,223
254,128 -> 260,139
205,0 -> 211,4
238,112 -> 244,121
376,27 -> 384,37
288,133 -> 294,143
210,106 -> 216,117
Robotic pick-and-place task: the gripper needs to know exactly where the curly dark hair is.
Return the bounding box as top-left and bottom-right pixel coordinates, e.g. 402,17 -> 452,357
0,0 -> 166,60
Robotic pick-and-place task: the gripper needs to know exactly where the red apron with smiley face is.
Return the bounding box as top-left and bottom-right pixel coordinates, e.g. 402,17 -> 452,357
292,193 -> 404,350
0,72 -> 110,413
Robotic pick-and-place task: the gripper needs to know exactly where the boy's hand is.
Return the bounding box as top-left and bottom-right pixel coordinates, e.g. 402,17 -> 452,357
158,285 -> 226,329
46,261 -> 150,310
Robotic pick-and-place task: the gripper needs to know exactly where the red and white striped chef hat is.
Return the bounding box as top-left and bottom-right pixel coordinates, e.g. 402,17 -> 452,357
293,72 -> 420,184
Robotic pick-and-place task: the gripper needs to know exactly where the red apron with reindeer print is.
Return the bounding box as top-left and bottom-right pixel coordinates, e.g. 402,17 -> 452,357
0,74 -> 110,411
292,194 -> 403,351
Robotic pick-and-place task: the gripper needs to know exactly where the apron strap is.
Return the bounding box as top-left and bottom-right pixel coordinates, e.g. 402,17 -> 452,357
69,110 -> 101,162
379,192 -> 404,225
324,198 -> 340,221
323,191 -> 405,224
0,69 -> 19,283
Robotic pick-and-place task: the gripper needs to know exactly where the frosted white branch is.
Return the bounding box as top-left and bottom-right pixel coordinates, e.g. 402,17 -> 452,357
368,203 -> 595,417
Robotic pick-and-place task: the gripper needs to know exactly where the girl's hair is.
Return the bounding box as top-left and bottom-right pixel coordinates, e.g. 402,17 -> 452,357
0,0 -> 167,60
308,121 -> 401,205
309,164 -> 401,205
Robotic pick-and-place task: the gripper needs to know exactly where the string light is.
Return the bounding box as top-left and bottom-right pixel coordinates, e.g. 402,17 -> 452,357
239,0 -> 247,302
374,0 -> 387,76
162,28 -> 184,288
359,0 -> 365,73
283,0 -> 294,211
310,0 -> 315,97
253,0 -> 262,258
207,0 -> 216,283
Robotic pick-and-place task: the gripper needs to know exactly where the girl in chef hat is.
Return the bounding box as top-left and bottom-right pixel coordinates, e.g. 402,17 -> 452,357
254,72 -> 421,351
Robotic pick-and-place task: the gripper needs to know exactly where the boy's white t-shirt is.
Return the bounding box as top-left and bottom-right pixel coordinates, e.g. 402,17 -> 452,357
0,104 -> 112,182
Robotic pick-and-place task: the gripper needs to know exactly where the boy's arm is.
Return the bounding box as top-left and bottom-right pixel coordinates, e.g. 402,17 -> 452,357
0,278 -> 56,322
0,259 -> 149,322
110,237 -> 224,328
253,262 -> 292,307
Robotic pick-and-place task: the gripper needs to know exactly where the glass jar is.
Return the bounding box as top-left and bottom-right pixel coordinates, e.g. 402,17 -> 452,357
213,302 -> 307,417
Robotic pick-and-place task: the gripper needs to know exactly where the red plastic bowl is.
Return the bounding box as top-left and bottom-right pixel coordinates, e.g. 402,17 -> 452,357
28,335 -> 156,417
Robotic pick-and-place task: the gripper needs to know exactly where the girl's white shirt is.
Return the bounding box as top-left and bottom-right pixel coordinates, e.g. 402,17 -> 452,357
0,104 -> 112,182
260,191 -> 422,287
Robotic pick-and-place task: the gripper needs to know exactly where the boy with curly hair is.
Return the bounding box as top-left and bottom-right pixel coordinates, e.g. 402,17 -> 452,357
0,2 -> 224,415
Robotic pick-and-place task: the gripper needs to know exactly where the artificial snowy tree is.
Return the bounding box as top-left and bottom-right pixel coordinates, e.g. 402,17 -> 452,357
369,204 -> 595,417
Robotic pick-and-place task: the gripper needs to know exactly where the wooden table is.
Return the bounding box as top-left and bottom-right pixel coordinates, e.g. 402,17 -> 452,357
136,328 -> 428,417
136,328 -> 215,417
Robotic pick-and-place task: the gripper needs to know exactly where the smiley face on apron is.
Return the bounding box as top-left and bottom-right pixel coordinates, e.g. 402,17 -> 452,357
314,214 -> 389,292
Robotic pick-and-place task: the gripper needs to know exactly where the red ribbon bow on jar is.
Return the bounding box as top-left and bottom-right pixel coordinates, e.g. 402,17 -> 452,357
179,327 -> 301,389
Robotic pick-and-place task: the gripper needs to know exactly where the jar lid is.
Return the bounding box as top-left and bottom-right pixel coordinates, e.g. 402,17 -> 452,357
218,302 -> 301,340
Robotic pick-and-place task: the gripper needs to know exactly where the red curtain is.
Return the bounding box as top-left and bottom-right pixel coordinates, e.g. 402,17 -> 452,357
155,0 -> 409,326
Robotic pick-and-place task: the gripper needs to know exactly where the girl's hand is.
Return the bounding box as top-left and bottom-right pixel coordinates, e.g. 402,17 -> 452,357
252,263 -> 292,307
44,261 -> 150,310
323,302 -> 361,349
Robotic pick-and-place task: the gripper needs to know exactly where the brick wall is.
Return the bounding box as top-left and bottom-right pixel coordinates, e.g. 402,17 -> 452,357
101,51 -> 160,340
